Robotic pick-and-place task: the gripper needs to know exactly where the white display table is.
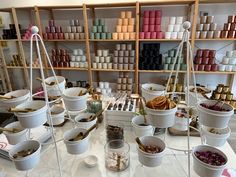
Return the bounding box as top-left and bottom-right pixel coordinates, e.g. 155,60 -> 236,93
0,121 -> 236,177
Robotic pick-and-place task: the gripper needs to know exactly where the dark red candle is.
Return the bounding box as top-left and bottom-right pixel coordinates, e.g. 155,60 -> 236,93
202,49 -> 210,57
209,50 -> 216,58
196,49 -> 203,57
155,18 -> 161,25
155,25 -> 161,32
194,64 -> 199,71
195,57 -> 202,64
202,57 -> 209,64
155,10 -> 162,17
198,64 -> 205,71
208,57 -> 215,65
204,64 -> 211,71
211,64 -> 218,71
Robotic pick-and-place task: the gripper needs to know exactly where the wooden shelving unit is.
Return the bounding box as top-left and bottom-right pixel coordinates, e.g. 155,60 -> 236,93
0,0 -> 235,93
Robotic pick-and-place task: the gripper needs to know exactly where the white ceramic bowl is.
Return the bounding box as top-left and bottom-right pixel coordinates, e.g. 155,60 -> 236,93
146,106 -> 177,128
192,145 -> 227,177
141,83 -> 165,102
9,140 -> 41,171
62,87 -> 88,111
47,106 -> 65,125
75,113 -> 96,130
63,128 -> 89,155
44,76 -> 65,97
137,136 -> 165,167
201,126 -> 231,147
14,100 -> 47,128
84,155 -> 98,168
0,90 -> 30,110
3,121 -> 28,145
131,115 -> 154,137
197,100 -> 234,128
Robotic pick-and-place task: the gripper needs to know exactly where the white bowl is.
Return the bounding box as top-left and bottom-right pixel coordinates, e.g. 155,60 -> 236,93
197,100 -> 234,128
0,90 -> 30,110
84,155 -> 98,168
63,128 -> 89,155
141,83 -> 165,102
137,136 -> 165,167
15,100 -> 47,128
9,140 -> 41,171
75,113 -> 96,130
44,76 -> 65,97
146,106 -> 177,128
62,87 -> 88,111
47,106 -> 65,125
192,145 -> 227,177
131,115 -> 154,137
3,121 -> 28,145
201,126 -> 231,147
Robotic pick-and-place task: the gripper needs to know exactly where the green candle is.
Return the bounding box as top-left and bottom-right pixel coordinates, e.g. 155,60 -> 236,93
106,33 -> 112,39
92,26 -> 97,33
95,33 -> 100,39
97,26 -> 103,33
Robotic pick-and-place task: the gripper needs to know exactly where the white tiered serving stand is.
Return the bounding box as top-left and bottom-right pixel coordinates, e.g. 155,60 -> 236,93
0,25 -> 235,177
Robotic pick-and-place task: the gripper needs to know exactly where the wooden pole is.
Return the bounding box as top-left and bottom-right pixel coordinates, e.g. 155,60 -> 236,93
135,1 -> 140,94
83,4 -> 93,86
12,7 -> 30,88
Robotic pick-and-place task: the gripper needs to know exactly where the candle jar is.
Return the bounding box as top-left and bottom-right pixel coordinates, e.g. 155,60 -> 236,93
176,84 -> 183,92
204,64 -> 211,71
209,50 -> 216,58
203,24 -> 210,31
194,64 -> 199,71
221,30 -> 228,38
200,31 -> 207,39
211,64 -> 218,71
214,93 -> 221,100
224,23 -> 231,31
198,64 -> 205,71
217,85 -> 223,93
202,57 -> 209,64
207,31 -> 214,39
207,16 -> 214,24
226,93 -> 233,101
208,58 -> 215,65
228,15 -> 235,23
195,57 -> 202,64
210,23 -> 217,31
200,16 -> 207,24
105,139 -> 129,172
203,50 -> 210,57
223,86 -> 229,93
196,49 -> 203,57
214,31 -> 221,38
196,24 -> 203,31
220,94 -> 227,100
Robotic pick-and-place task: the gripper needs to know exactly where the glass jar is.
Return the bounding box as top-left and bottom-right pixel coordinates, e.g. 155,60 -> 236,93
105,140 -> 130,172
106,121 -> 124,143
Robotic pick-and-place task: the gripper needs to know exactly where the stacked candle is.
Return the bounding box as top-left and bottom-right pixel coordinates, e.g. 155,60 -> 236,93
96,82 -> 112,95
164,49 -> 187,71
193,49 -> 218,71
117,72 -> 133,96
166,77 -> 184,92
165,16 -> 184,39
8,54 -> 24,66
64,19 -> 85,40
92,49 -> 112,69
51,48 -> 70,67
21,25 -> 32,40
90,18 -> 112,39
113,43 -> 135,70
196,15 -> 220,39
140,10 -> 163,39
218,50 -> 236,72
220,15 -> 236,38
112,11 -> 135,40
70,49 -> 88,68
30,58 -> 40,67
2,24 -> 18,39
139,43 -> 162,70
43,20 -> 63,40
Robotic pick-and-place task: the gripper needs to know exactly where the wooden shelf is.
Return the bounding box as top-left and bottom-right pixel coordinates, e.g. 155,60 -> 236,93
0,39 -> 18,42
7,66 -> 24,69
89,39 -> 135,42
139,0 -> 195,5
195,38 -> 236,41
91,68 -> 135,72
194,71 -> 236,74
49,67 -> 88,71
200,0 -> 236,3
44,39 -> 86,42
139,39 -> 182,42
139,70 -> 187,73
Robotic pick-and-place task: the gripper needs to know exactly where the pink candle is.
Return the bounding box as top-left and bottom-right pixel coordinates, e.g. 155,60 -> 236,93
202,57 -> 209,64
155,18 -> 162,25
156,31 -> 163,39
211,64 -> 218,71
204,65 -> 211,71
48,33 -> 53,40
58,33 -> 64,39
149,18 -> 155,25
144,32 -> 151,39
149,25 -> 155,32
194,64 -> 199,71
143,18 -> 149,25
198,64 -> 205,71
195,57 -> 202,64
43,33 -> 48,39
144,11 -> 149,18
150,10 -> 155,18
53,33 -> 58,39
155,10 -> 162,17
139,32 -> 145,39
155,25 -> 161,32
143,25 -> 149,32
208,58 -> 215,64
151,32 -> 156,39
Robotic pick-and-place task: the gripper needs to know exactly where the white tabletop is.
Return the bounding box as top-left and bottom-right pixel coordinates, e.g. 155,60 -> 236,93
0,120 -> 236,177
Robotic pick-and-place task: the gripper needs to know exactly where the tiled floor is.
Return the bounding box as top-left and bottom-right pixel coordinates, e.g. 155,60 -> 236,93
228,115 -> 236,153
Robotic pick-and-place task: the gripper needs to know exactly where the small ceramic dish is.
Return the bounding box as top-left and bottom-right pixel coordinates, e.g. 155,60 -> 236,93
84,155 -> 98,168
